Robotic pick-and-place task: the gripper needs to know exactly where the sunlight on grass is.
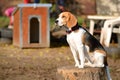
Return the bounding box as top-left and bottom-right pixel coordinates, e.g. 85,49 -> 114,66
39,51 -> 43,57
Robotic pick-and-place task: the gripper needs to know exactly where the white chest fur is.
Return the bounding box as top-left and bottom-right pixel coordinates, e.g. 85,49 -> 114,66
67,28 -> 86,49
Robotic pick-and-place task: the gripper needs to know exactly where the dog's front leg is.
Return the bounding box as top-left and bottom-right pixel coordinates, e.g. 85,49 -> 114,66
70,46 -> 80,67
78,45 -> 85,68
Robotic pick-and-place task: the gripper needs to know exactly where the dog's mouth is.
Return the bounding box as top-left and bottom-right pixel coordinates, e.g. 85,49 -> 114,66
55,23 -> 69,31
61,25 -> 69,31
55,20 -> 70,32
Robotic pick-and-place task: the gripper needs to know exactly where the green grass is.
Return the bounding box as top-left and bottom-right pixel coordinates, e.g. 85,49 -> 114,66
0,16 -> 9,28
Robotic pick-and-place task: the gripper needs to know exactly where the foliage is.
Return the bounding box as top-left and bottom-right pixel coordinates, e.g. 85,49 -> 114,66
0,16 -> 9,28
0,15 -> 85,29
77,16 -> 84,25
50,17 -> 55,26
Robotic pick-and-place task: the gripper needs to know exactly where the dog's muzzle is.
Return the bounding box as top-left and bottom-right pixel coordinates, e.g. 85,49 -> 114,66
55,20 -> 62,28
55,20 -> 60,27
55,20 -> 69,31
55,20 -> 58,24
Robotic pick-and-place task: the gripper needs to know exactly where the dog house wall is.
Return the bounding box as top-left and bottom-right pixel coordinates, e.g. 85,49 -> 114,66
13,8 -> 20,47
13,4 -> 51,48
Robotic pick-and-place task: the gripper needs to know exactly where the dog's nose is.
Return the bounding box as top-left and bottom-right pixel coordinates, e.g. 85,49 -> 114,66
55,20 -> 58,23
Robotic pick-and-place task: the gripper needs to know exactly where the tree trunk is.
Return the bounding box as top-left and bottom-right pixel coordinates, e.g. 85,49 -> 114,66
57,66 -> 107,80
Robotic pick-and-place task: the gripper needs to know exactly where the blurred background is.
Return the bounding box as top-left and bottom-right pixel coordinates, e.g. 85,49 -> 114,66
0,0 -> 120,46
0,1 -> 120,80
0,0 -> 120,27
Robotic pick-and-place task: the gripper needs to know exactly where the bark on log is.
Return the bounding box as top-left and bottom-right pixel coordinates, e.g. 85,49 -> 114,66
57,66 -> 107,80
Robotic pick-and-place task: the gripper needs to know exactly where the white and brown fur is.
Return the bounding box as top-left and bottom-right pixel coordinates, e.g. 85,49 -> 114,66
55,12 -> 112,80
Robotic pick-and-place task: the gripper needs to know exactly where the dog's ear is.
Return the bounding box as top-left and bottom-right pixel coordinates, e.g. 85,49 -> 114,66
67,12 -> 77,28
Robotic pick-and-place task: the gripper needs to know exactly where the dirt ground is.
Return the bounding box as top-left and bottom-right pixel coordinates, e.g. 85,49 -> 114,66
0,44 -> 120,80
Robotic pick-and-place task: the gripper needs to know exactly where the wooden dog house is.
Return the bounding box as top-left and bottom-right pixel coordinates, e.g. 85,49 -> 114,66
13,4 -> 52,48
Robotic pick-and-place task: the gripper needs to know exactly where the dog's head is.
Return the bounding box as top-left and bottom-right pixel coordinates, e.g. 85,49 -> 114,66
55,12 -> 77,28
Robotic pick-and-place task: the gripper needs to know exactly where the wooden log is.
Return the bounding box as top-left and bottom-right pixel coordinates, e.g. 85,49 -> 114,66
57,66 -> 107,80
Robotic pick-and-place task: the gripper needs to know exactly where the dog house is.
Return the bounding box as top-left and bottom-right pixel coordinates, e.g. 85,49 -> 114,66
13,4 -> 52,48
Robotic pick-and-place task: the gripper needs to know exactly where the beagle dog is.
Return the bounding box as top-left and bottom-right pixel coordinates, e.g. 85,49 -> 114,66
55,12 -> 112,80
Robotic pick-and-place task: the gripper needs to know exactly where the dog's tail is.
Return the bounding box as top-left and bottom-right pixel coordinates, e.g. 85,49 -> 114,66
105,65 -> 112,80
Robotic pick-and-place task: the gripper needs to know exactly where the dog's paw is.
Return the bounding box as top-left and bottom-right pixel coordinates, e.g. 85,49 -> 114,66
85,62 -> 92,66
78,65 -> 84,68
75,63 -> 84,68
75,64 -> 80,67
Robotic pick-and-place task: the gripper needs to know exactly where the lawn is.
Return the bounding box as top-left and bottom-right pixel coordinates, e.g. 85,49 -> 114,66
0,44 -> 119,80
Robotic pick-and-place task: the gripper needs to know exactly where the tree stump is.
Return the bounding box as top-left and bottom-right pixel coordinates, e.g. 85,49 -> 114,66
57,66 -> 107,80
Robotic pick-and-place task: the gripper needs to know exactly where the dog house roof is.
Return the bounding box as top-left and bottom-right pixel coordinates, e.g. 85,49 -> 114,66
18,3 -> 52,8
12,3 -> 52,15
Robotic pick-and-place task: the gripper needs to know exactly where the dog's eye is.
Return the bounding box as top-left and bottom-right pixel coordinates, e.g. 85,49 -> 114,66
62,16 -> 66,18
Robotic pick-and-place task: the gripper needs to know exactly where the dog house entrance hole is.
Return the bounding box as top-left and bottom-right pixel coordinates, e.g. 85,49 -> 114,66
30,17 -> 40,43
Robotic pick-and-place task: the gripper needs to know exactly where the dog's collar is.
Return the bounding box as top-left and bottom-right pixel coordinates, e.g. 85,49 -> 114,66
66,23 -> 81,34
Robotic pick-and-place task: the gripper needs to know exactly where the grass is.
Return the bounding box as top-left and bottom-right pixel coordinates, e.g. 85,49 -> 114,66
0,16 -> 9,28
